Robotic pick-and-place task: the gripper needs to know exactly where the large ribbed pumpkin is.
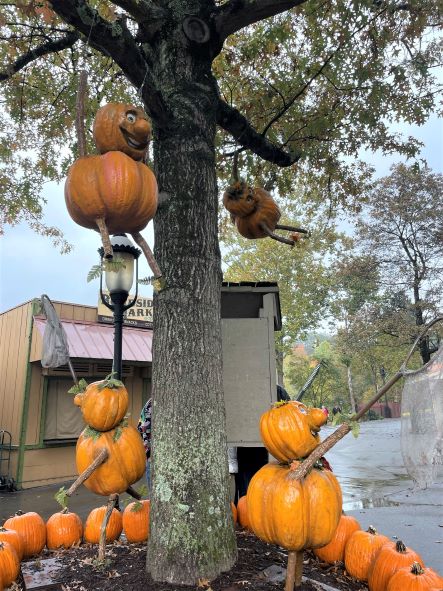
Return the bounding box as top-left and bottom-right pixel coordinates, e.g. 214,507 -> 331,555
84,506 -> 122,544
0,526 -> 24,561
93,103 -> 151,161
65,151 -> 158,235
76,421 -> 146,496
344,526 -> 390,581
314,514 -> 361,563
260,400 -> 328,462
122,500 -> 150,543
386,562 -> 443,591
368,540 -> 424,591
46,508 -> 83,549
0,541 -> 20,588
4,511 -> 46,558
74,375 -> 128,432
247,462 -> 342,551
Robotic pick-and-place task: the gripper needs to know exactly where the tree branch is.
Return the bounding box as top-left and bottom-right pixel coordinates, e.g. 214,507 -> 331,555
0,31 -> 79,82
49,0 -> 168,123
217,98 -> 302,167
112,0 -> 168,39
213,0 -> 310,43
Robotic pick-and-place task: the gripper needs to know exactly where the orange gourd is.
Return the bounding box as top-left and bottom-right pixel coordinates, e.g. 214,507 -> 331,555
65,150 -> 158,235
368,540 -> 424,591
46,508 -> 83,549
93,103 -> 151,161
0,526 -> 24,561
230,501 -> 237,525
4,510 -> 46,558
76,421 -> 146,496
0,541 -> 20,588
74,375 -> 129,431
344,526 -> 390,581
84,506 -> 122,544
314,514 -> 361,563
223,182 -> 281,239
260,400 -> 328,462
122,500 -> 150,543
386,562 -> 443,591
237,495 -> 249,530
247,462 -> 342,551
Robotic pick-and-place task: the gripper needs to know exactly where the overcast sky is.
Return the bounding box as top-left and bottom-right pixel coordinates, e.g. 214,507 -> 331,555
1,114 -> 442,314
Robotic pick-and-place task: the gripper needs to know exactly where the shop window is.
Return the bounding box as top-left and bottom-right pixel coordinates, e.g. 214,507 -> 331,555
44,378 -> 85,441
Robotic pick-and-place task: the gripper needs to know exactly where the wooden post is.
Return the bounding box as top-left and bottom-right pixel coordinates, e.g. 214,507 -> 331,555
98,493 -> 119,563
285,551 -> 303,591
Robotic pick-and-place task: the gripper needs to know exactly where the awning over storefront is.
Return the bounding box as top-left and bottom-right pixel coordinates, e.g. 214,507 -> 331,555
31,317 -> 152,363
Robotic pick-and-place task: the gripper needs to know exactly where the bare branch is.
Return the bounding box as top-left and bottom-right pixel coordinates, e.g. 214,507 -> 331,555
217,98 -> 302,166
213,0 -> 309,43
0,31 -> 79,82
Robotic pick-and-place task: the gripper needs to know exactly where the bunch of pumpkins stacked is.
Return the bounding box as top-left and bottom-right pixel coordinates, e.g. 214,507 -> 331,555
0,500 -> 151,590
313,515 -> 443,590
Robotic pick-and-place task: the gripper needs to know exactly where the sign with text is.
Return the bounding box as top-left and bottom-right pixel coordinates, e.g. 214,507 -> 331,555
97,292 -> 153,329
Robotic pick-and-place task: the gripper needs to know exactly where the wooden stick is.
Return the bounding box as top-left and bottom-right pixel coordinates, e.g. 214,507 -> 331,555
285,550 -> 304,591
96,218 -> 113,259
295,551 -> 303,587
131,231 -> 162,278
275,224 -> 309,235
75,69 -> 88,158
98,493 -> 118,563
66,448 -> 108,496
126,485 -> 142,500
260,222 -> 296,246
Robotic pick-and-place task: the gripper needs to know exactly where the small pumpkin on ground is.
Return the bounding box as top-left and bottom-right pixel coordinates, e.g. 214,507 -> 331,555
344,525 -> 390,581
314,514 -> 361,563
73,374 -> 129,432
368,540 -> 424,591
0,526 -> 24,561
0,541 -> 20,588
84,506 -> 122,544
46,508 -> 83,549
230,501 -> 237,525
247,461 -> 342,551
76,419 -> 146,496
260,400 -> 328,463
122,500 -> 150,543
386,561 -> 443,591
4,510 -> 46,558
237,495 -> 249,530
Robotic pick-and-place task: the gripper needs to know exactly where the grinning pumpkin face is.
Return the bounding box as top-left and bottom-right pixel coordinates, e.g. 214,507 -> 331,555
93,103 -> 152,161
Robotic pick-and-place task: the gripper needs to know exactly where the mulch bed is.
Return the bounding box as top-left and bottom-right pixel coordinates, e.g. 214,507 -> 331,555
21,531 -> 368,591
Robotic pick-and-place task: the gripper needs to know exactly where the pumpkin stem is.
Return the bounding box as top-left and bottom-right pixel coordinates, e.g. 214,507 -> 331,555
131,231 -> 163,282
96,218 -> 113,259
98,493 -> 119,564
75,70 -> 88,158
410,562 -> 425,575
367,526 -> 377,535
285,550 -> 303,590
395,540 -> 407,553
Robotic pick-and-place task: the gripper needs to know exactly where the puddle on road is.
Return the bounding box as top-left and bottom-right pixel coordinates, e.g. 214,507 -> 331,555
343,496 -> 400,511
340,474 -> 410,511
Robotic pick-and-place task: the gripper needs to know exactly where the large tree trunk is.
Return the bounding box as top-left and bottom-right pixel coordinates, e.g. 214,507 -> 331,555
146,11 -> 237,584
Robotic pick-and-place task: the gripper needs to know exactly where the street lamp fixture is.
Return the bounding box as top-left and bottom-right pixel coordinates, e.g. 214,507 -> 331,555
99,234 -> 141,380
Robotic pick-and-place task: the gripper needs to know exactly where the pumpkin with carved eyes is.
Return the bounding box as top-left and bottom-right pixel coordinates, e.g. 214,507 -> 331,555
260,400 -> 328,462
93,103 -> 151,161
223,181 -> 281,239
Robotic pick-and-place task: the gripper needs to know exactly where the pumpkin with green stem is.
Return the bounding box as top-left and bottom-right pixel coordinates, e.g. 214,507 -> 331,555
386,562 -> 443,591
122,500 -> 150,543
368,540 -> 424,591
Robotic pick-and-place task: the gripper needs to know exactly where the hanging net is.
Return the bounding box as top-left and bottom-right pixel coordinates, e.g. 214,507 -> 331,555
401,346 -> 443,489
40,294 -> 71,368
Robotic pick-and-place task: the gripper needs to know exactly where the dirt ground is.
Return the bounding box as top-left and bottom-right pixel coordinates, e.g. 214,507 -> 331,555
21,531 -> 368,591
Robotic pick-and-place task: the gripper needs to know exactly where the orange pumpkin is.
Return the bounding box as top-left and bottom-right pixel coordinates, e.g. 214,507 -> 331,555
260,400 -> 328,462
237,496 -> 249,530
46,508 -> 83,549
223,182 -> 281,239
314,514 -> 361,563
368,540 -> 424,591
386,562 -> 443,591
74,375 -> 129,431
344,526 -> 390,581
0,541 -> 20,588
84,506 -> 122,544
65,151 -> 158,235
76,421 -> 146,496
4,510 -> 46,558
0,526 -> 24,561
122,500 -> 150,543
247,462 -> 342,551
93,103 -> 151,161
230,501 -> 237,525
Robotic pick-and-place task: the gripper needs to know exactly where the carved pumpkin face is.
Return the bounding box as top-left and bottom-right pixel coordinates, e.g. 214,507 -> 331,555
223,181 -> 260,217
93,103 -> 152,161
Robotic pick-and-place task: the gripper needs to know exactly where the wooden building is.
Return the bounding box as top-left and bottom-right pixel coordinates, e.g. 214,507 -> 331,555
0,282 -> 281,489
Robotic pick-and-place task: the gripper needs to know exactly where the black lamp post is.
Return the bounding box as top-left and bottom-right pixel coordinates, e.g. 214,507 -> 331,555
99,234 -> 141,380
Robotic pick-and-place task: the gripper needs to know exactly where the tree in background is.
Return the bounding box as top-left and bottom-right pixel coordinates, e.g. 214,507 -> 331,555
1,1 -> 442,583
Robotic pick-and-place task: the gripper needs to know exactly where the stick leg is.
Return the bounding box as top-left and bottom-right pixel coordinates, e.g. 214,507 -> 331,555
295,551 -> 303,588
260,222 -> 296,246
126,485 -> 142,500
275,224 -> 310,235
131,231 -> 163,280
98,493 -> 119,563
66,448 -> 108,496
96,218 -> 113,259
